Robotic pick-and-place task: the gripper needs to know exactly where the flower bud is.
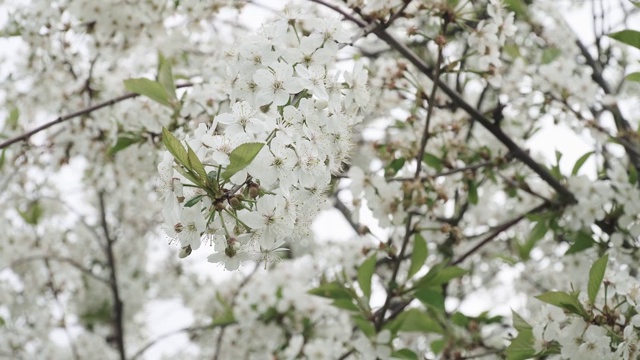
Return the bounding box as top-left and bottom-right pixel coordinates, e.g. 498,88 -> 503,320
178,245 -> 192,259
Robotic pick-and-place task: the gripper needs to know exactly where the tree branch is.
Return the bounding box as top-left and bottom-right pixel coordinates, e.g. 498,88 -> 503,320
309,0 -> 576,204
98,191 -> 126,360
0,83 -> 193,150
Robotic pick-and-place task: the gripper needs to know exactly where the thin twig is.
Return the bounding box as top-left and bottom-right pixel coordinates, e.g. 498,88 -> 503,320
5,254 -> 110,284
375,33 -> 445,331
98,191 -> 126,360
0,83 -> 193,150
450,201 -> 550,266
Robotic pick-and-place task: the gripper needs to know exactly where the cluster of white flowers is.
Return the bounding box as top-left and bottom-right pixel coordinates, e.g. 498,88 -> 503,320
158,15 -> 369,269
467,0 -> 517,86
530,267 -> 640,360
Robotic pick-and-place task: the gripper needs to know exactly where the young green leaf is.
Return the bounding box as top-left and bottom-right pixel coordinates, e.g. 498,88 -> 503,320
505,326 -> 535,360
518,221 -> 548,260
541,47 -> 561,64
609,30 -> 640,51
407,233 -> 428,279
571,151 -> 594,176
221,142 -> 264,180
357,253 -> 377,299
308,282 -> 354,300
187,145 -> 207,183
108,132 -> 146,156
626,72 -> 640,82
416,264 -> 468,288
157,52 -> 178,106
467,180 -> 478,204
422,153 -> 443,171
414,287 -> 445,312
564,231 -> 594,255
587,254 -> 609,305
391,349 -> 418,360
124,78 -> 172,108
184,194 -> 205,208
162,127 -> 189,167
535,291 -> 588,318
351,315 -> 375,338
386,308 -> 443,334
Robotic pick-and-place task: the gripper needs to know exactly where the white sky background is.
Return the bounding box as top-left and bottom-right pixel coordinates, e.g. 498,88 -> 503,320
1,0 -> 637,358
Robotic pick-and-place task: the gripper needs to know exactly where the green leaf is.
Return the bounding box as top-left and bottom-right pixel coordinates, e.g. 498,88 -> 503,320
564,231 -> 594,255
571,151 -> 594,176
387,157 -> 406,175
430,339 -> 445,355
518,221 -> 547,260
588,254 -> 609,305
0,149 -> 5,170
422,152 -> 443,171
629,161 -> 638,184
173,164 -> 203,188
387,308 -> 443,334
157,52 -> 178,107
609,29 -> 640,51
505,326 -> 535,360
511,310 -> 532,332
162,127 -> 189,167
210,308 -> 236,327
221,142 -> 264,180
535,291 -> 588,318
468,180 -> 478,204
357,254 -> 377,299
504,0 -> 528,18
414,287 -> 445,312
451,312 -> 469,327
391,349 -> 418,360
308,282 -> 354,300
503,44 -> 522,59
417,264 -> 468,288
408,233 -> 428,279
541,47 -> 561,64
108,131 -> 145,156
184,195 -> 205,208
0,316 -> 5,326
19,201 -> 43,225
187,145 -> 207,182
5,106 -> 19,131
124,78 -> 172,108
352,315 -> 375,338
626,72 -> 640,82
331,298 -> 360,312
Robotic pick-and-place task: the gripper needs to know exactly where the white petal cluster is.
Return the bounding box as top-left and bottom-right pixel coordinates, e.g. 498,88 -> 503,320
158,16 -> 369,269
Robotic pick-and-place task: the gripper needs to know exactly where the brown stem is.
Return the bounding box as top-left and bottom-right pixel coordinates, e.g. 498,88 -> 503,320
98,191 -> 126,360
0,83 -> 193,150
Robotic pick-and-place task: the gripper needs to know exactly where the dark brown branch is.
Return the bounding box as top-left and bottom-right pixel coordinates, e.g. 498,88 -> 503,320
98,191 -> 126,360
451,201 -> 550,266
309,0 -> 575,204
0,83 -> 193,150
